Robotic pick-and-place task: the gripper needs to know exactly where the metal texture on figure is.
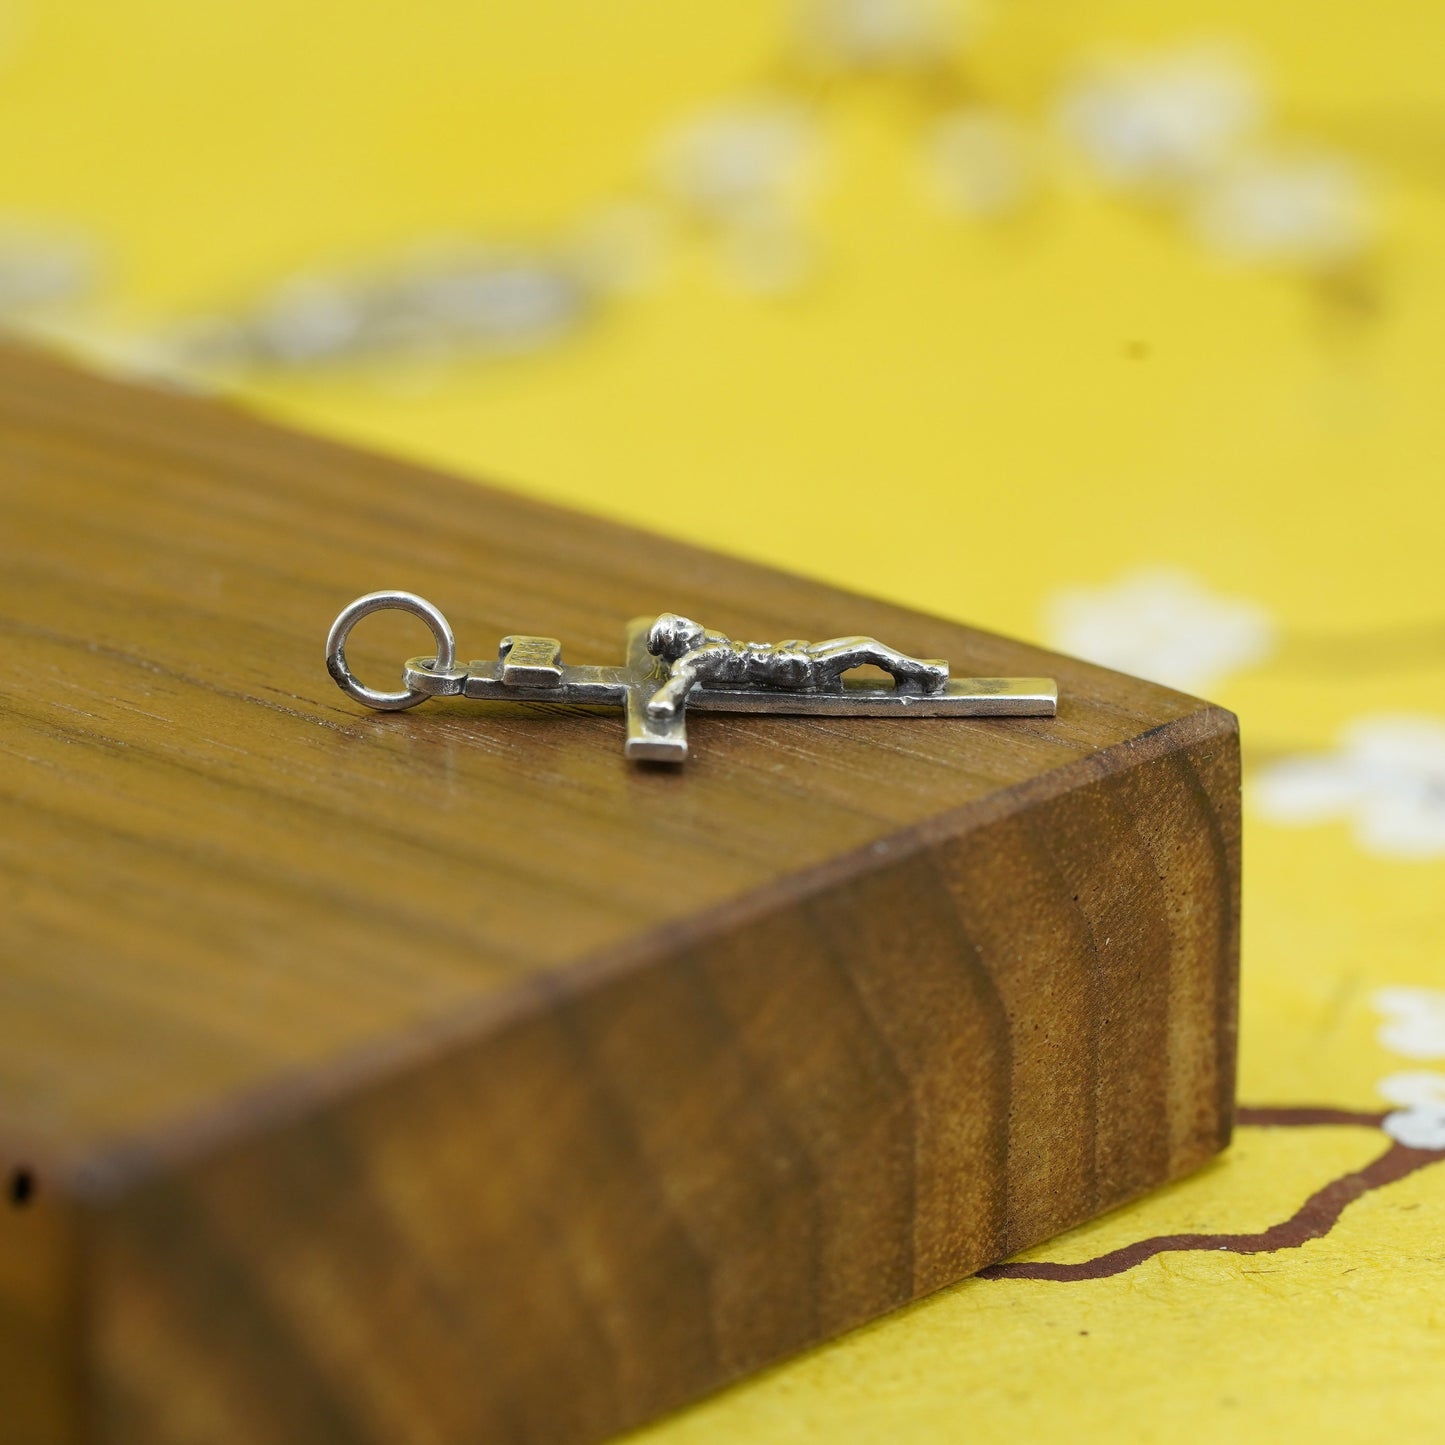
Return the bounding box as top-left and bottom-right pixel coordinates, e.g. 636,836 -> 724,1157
644,613 -> 949,718
325,593 -> 1057,763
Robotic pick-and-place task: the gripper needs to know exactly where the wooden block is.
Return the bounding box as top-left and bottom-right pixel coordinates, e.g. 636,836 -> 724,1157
0,345 -> 1239,1445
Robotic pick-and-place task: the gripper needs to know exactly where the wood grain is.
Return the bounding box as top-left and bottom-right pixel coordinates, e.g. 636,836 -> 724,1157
0,343 -> 1240,1445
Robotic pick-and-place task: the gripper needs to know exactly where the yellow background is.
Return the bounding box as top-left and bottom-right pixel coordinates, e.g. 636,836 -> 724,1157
2,2 -> 1442,1440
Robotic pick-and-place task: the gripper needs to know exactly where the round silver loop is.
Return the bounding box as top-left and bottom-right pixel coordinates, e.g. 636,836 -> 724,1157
325,591 -> 456,711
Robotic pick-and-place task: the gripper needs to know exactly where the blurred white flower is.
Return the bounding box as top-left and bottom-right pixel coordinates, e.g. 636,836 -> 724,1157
1044,566 -> 1274,692
655,103 -> 823,293
1058,43 -> 1261,191
397,253 -> 584,351
1192,150 -> 1370,265
1373,988 -> 1445,1060
249,276 -> 367,364
924,109 -> 1033,218
1373,996 -> 1445,1149
1378,1071 -> 1445,1150
794,0 -> 963,71
162,248 -> 592,374
1254,718 -> 1445,859
0,223 -> 100,316
656,104 -> 820,222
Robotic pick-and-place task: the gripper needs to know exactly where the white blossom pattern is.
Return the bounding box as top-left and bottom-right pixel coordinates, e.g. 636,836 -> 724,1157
1373,991 -> 1445,1148
794,0 -> 961,72
0,21 -> 1380,376
163,248 -> 592,374
1043,566 -> 1275,692
1254,718 -> 1445,859
654,103 -> 823,293
1191,150 -> 1370,265
1373,987 -> 1445,1059
655,104 -> 820,222
1378,1071 -> 1445,1150
1058,44 -> 1262,191
1057,43 -> 1371,267
0,223 -> 99,317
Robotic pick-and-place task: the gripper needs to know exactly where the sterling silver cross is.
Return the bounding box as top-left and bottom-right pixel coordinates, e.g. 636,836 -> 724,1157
326,592 -> 1058,763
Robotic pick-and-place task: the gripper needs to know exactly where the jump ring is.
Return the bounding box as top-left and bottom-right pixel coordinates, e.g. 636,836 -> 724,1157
326,591 -> 456,711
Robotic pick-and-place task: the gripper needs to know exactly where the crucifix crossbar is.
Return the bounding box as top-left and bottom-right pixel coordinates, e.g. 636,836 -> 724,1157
326,593 -> 1059,763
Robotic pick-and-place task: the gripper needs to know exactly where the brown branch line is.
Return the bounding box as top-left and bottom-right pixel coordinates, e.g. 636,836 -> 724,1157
980,1104 -> 1443,1282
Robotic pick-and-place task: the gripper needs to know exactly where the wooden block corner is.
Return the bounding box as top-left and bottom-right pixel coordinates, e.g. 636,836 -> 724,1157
0,344 -> 1239,1445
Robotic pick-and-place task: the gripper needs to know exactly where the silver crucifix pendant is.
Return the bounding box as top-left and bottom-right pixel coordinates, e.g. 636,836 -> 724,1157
326,591 -> 1058,763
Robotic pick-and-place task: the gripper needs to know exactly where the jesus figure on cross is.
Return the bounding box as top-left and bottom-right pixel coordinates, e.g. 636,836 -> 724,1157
644,613 -> 950,719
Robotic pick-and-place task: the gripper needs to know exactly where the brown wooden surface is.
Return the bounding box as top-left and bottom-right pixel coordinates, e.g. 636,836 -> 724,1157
0,343 -> 1240,1445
